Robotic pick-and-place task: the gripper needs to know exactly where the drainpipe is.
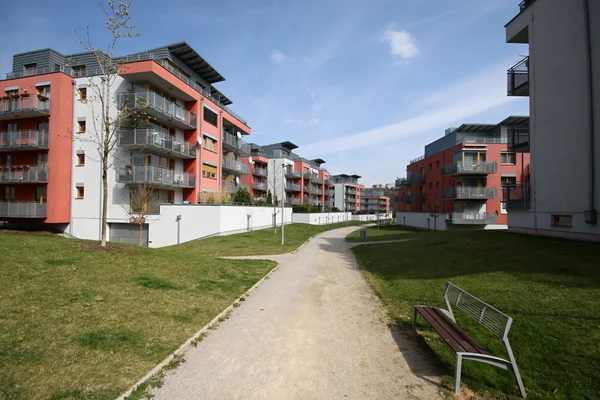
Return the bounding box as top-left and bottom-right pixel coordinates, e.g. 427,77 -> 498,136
583,0 -> 597,224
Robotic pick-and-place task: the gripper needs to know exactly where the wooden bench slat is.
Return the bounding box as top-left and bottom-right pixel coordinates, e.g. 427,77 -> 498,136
416,306 -> 489,355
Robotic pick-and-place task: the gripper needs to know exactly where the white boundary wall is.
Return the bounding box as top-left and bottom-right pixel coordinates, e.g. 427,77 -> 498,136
110,205 -> 292,248
292,212 -> 351,225
395,212 -> 447,230
352,213 -> 392,222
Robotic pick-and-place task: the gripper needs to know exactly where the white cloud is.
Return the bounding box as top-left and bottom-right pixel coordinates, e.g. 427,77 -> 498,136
300,59 -> 520,157
382,29 -> 419,60
270,50 -> 288,63
284,117 -> 321,126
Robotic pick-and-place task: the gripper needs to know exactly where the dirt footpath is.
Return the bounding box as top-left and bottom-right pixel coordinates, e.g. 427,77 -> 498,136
151,226 -> 443,399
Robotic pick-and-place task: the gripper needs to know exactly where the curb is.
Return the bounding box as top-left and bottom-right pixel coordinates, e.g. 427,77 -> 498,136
115,260 -> 281,400
292,235 -> 314,254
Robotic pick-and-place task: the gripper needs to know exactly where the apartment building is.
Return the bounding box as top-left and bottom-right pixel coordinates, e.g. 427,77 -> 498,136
504,0 -> 600,240
259,141 -> 333,209
0,42 -> 251,242
396,117 -> 530,228
360,189 -> 391,214
332,174 -> 363,212
240,144 -> 269,202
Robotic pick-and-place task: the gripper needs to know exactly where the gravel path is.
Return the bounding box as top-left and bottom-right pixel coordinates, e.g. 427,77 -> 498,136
151,226 -> 442,400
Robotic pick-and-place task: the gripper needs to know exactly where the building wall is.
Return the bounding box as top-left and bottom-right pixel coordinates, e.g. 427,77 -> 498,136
292,212 -> 351,225
506,0 -> 600,238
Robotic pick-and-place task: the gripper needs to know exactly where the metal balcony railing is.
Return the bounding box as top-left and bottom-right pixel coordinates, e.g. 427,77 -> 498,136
222,157 -> 250,175
446,212 -> 497,225
443,187 -> 497,200
223,182 -> 249,194
346,188 -> 357,195
253,167 -> 267,177
288,198 -> 302,205
507,56 -> 529,96
0,130 -> 49,151
118,129 -> 196,159
285,183 -> 302,192
0,202 -> 47,218
395,178 -> 408,187
117,165 -> 195,188
253,182 -> 268,191
398,193 -> 425,203
407,174 -> 426,184
285,169 -> 302,178
222,130 -> 251,155
0,96 -> 50,120
0,166 -> 48,183
116,91 -> 197,129
311,176 -> 323,184
518,0 -> 536,13
503,185 -> 530,210
304,172 -> 318,181
442,161 -> 497,175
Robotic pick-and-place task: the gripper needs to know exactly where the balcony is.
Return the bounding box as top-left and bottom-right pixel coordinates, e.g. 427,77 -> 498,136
346,188 -> 357,195
407,174 -> 426,184
253,167 -> 267,177
0,166 -> 48,184
117,165 -> 195,189
222,131 -> 251,155
324,179 -> 332,186
0,202 -> 47,218
442,187 -> 497,200
0,130 -> 49,152
442,161 -> 497,176
285,183 -> 302,192
446,212 -> 497,225
0,96 -> 50,120
222,157 -> 250,175
116,91 -> 197,130
395,178 -> 408,187
223,182 -> 249,195
304,172 -> 318,181
288,198 -> 302,205
398,193 -> 425,203
503,185 -> 530,210
508,126 -> 530,153
252,181 -> 268,191
507,56 -> 529,96
311,176 -> 323,184
118,129 -> 195,159
285,169 -> 302,178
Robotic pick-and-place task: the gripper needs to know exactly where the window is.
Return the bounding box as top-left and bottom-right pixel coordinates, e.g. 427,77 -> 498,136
3,155 -> 14,166
429,182 -> 432,190
429,163 -> 432,170
436,160 -> 440,168
77,121 -> 86,133
79,87 -> 87,102
37,85 -> 50,98
35,187 -> 47,203
552,214 -> 572,228
203,107 -> 218,127
76,186 -> 85,199
5,123 -> 17,132
36,153 -> 48,166
24,63 -> 37,75
36,121 -> 49,133
76,153 -> 85,166
202,163 -> 217,179
203,135 -> 217,152
501,176 -> 517,187
2,187 -> 15,201
436,181 -> 440,188
501,151 -> 516,164
72,66 -> 86,78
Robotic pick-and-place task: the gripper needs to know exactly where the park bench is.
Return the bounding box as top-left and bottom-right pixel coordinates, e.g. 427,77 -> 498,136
413,282 -> 526,398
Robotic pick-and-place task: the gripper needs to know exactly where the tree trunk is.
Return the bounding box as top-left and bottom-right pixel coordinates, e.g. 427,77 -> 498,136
101,165 -> 108,247
139,223 -> 143,247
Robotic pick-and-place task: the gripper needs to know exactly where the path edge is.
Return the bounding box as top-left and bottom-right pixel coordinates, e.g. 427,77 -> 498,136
115,260 -> 281,400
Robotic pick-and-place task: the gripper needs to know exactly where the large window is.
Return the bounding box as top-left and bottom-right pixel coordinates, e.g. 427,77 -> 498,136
501,151 -> 516,164
2,187 -> 15,201
72,66 -> 86,78
203,107 -> 218,127
202,163 -> 217,179
24,63 -> 37,75
203,135 -> 217,152
35,187 -> 47,202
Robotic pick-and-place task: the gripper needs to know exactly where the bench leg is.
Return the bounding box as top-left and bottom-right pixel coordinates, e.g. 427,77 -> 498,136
412,307 -> 417,331
455,354 -> 462,395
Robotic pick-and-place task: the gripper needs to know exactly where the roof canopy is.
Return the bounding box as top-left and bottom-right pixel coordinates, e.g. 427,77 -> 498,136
167,42 -> 225,84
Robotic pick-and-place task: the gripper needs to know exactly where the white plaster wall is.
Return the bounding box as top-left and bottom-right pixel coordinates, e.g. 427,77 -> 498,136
147,205 -> 292,248
291,212 -> 351,225
351,214 -> 391,222
395,212 -> 447,230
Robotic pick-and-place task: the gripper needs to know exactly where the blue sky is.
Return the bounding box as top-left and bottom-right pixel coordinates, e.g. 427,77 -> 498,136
2,0 -> 529,186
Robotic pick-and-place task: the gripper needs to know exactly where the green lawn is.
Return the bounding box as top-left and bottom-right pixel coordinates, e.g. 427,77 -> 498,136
351,230 -> 600,399
345,225 -> 414,242
0,222 -> 356,400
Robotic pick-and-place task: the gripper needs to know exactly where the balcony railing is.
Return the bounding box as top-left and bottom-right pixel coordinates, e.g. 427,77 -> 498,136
223,182 -> 249,194
0,166 -> 48,183
284,183 -> 302,192
288,198 -> 302,205
443,187 -> 497,200
222,157 -> 250,175
285,169 -> 302,178
253,181 -> 268,191
222,131 -> 251,155
507,56 -> 529,96
315,189 -> 323,195
508,126 -> 530,153
398,193 -> 425,203
442,161 -> 497,176
407,174 -> 426,184
0,201 -> 47,218
0,96 -> 50,120
0,130 -> 49,152
519,0 -> 536,13
395,178 -> 408,187
346,188 -> 357,195
311,176 -> 323,184
116,91 -> 197,129
253,167 -> 267,177
446,212 -> 497,225
304,172 -> 318,181
118,129 -> 195,159
117,165 -> 195,188
503,185 -> 530,210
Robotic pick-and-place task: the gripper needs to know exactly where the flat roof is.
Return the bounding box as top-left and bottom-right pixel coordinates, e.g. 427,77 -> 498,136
164,42 -> 225,84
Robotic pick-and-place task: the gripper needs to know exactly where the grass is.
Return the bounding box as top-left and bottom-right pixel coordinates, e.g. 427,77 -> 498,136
345,224 -> 414,242
350,229 -> 600,399
0,222 -> 356,400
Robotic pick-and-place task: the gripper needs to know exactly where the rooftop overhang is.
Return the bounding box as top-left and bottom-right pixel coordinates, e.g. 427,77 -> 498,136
312,158 -> 326,165
280,141 -> 298,150
350,174 -> 362,179
210,87 -> 232,106
505,6 -> 532,44
166,42 -> 225,84
500,115 -> 529,126
455,123 -> 496,133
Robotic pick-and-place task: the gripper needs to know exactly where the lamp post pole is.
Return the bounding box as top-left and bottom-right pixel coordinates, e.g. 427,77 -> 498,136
281,163 -> 285,245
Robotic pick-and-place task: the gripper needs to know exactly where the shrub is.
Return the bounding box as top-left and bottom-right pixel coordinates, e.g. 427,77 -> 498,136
233,188 -> 251,204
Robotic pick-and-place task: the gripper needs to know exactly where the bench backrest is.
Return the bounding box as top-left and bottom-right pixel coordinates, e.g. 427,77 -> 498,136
444,282 -> 512,339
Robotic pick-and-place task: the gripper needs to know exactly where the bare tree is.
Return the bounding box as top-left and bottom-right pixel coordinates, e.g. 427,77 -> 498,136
428,201 -> 443,232
75,1 -> 140,247
121,182 -> 156,246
